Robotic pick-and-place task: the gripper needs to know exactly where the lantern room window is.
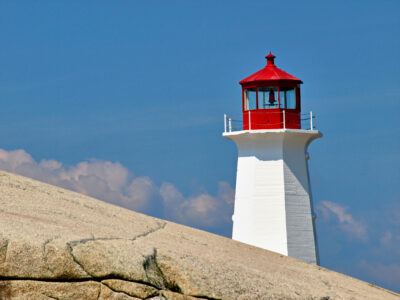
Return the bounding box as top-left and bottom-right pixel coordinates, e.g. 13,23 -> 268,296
279,88 -> 296,109
244,88 -> 257,110
244,87 -> 279,111
244,86 -> 297,111
258,87 -> 278,109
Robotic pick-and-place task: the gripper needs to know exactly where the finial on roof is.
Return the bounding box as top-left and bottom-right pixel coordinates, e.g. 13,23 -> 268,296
265,51 -> 276,66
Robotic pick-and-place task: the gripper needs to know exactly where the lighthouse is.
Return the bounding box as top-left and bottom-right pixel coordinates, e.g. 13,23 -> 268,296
223,52 -> 321,265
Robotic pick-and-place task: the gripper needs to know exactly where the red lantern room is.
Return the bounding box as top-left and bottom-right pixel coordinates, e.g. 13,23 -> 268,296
239,52 -> 302,130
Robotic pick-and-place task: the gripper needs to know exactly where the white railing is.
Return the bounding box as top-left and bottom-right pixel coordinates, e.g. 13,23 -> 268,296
224,111 -> 317,133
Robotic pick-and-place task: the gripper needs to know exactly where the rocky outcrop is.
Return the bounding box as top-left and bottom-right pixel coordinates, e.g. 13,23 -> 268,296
0,170 -> 398,299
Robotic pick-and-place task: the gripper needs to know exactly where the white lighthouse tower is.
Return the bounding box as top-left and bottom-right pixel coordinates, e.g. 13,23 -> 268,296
223,53 -> 321,264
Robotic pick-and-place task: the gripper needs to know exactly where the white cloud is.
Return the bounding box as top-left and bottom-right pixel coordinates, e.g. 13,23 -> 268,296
125,176 -> 163,214
160,182 -> 185,220
0,148 -> 234,232
160,181 -> 234,228
371,230 -> 400,257
317,200 -> 368,241
0,149 -> 35,170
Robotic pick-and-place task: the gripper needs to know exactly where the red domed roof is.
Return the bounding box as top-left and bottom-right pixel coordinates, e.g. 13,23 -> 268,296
239,52 -> 302,85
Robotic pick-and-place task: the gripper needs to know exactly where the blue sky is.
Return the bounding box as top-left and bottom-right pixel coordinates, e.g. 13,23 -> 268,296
1,0 -> 399,293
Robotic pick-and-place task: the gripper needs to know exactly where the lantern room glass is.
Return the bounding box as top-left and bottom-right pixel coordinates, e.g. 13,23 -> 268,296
279,88 -> 296,109
258,87 -> 278,109
244,88 -> 257,111
244,87 -> 297,111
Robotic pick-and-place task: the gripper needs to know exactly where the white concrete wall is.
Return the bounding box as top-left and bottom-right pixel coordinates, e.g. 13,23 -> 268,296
224,129 -> 321,264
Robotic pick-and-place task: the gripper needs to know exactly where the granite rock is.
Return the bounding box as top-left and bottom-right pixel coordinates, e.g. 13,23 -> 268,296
0,170 -> 398,299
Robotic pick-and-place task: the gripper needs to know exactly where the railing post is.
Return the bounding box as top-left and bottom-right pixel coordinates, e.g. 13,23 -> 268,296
310,111 -> 313,130
224,114 -> 227,133
229,118 -> 232,132
283,110 -> 286,129
248,111 -> 251,130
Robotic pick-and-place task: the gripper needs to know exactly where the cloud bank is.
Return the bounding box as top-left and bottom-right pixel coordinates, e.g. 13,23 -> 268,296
0,149 -> 234,235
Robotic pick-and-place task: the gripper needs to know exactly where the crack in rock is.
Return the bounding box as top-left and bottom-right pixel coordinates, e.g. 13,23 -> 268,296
64,222 -> 167,280
97,283 -> 104,300
42,238 -> 56,273
131,222 -> 166,243
143,249 -> 167,290
190,295 -> 222,300
66,221 -> 166,249
65,243 -> 92,278
0,277 -> 161,288
143,248 -> 182,295
101,281 -> 158,299
100,282 -> 134,299
96,283 -> 101,300
0,274 -> 218,299
0,222 -> 176,299
101,279 -> 159,299
43,238 -> 54,255
68,237 -> 121,248
0,278 -> 162,298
